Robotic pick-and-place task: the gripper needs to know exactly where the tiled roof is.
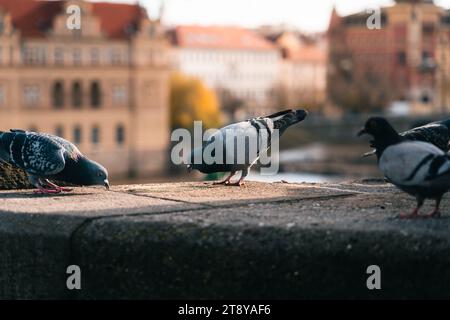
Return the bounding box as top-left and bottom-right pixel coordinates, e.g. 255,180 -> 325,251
284,45 -> 327,63
0,0 -> 145,39
172,25 -> 276,51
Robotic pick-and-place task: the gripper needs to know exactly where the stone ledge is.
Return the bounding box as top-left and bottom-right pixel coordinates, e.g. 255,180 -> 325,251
0,181 -> 449,299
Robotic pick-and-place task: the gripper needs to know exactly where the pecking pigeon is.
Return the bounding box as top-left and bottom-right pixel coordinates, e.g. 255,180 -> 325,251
0,129 -> 109,194
358,117 -> 450,218
187,109 -> 308,186
363,118 -> 450,157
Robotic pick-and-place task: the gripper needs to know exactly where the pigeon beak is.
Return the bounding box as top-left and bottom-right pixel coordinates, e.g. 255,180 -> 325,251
362,149 -> 377,158
357,128 -> 368,137
104,179 -> 110,190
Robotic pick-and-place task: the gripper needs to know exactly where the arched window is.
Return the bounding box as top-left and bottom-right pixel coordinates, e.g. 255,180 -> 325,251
116,125 -> 125,145
73,125 -> 82,144
90,81 -> 101,108
72,81 -> 82,108
55,125 -> 64,138
91,126 -> 100,145
52,81 -> 64,108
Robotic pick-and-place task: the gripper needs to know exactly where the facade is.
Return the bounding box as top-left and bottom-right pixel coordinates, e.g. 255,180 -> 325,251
270,31 -> 327,109
0,0 -> 170,177
328,0 -> 450,114
169,25 -> 281,118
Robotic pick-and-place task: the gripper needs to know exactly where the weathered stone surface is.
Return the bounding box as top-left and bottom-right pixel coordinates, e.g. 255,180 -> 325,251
0,162 -> 30,190
0,181 -> 449,299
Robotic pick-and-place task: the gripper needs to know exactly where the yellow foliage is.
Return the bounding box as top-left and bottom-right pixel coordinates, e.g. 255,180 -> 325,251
170,73 -> 222,130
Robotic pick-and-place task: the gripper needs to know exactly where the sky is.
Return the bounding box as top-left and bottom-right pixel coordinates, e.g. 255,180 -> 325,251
92,0 -> 450,32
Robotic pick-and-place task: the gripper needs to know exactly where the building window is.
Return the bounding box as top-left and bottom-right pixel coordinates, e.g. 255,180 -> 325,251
73,48 -> 81,66
109,48 -> 121,65
112,85 -> 127,105
421,92 -> 431,104
72,81 -> 82,108
90,48 -> 100,65
397,51 -> 406,66
23,85 -> 40,107
91,126 -> 100,145
73,126 -> 82,144
52,81 -> 64,108
90,81 -> 101,107
55,125 -> 64,138
0,85 -> 4,106
54,47 -> 64,65
116,125 -> 125,145
22,47 -> 46,65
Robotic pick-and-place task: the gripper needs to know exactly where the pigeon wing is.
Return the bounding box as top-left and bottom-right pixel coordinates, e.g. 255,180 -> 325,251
21,133 -> 66,176
39,133 -> 82,160
401,124 -> 450,151
379,141 -> 446,187
209,119 -> 273,166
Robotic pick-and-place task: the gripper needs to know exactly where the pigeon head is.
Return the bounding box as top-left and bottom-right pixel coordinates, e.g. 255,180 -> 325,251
358,117 -> 397,138
89,160 -> 110,190
358,117 -> 402,156
271,109 -> 308,134
72,157 -> 110,189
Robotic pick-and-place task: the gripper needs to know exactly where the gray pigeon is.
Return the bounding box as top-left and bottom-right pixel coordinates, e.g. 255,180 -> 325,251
0,129 -> 109,194
187,109 -> 308,186
358,117 -> 450,219
364,118 -> 450,157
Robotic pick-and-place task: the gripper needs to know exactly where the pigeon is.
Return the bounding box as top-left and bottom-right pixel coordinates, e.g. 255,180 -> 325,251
363,118 -> 450,157
0,129 -> 109,194
187,109 -> 308,186
358,117 -> 450,218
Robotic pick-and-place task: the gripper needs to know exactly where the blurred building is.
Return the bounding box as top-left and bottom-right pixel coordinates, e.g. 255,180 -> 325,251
168,25 -> 281,118
266,31 -> 327,110
0,0 -> 170,177
328,0 -> 450,115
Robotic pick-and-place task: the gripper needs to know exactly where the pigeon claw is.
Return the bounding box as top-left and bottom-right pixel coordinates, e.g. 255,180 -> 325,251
226,181 -> 246,187
425,210 -> 441,219
34,188 -> 62,195
398,208 -> 421,219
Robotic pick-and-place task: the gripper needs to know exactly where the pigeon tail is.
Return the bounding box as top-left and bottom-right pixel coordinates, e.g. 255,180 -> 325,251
272,109 -> 308,133
266,109 -> 294,119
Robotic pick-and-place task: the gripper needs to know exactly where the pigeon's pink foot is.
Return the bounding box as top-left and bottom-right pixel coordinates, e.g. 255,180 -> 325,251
34,188 -> 61,194
44,180 -> 73,192
213,179 -> 230,185
213,172 -> 236,185
55,186 -> 73,192
425,210 -> 441,219
398,208 -> 420,219
226,180 -> 246,187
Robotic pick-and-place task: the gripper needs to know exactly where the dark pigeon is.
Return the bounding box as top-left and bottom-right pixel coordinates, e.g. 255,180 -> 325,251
187,109 -> 308,186
358,117 -> 450,219
364,118 -> 450,157
0,129 -> 109,194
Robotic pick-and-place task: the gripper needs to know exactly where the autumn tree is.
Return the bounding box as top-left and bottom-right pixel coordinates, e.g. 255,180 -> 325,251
170,73 -> 222,130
